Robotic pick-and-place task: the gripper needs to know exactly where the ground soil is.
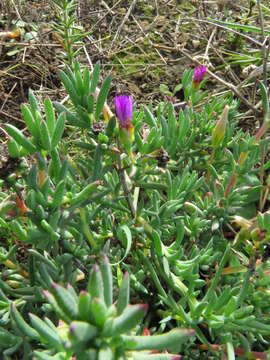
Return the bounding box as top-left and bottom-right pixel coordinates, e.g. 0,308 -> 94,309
0,1 -> 268,134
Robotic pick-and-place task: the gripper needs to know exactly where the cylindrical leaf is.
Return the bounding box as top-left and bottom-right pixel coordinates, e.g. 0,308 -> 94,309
51,282 -> 78,320
88,265 -> 104,300
52,180 -> 65,207
40,121 -> 51,151
70,181 -> 101,206
0,328 -> 19,347
90,62 -> 101,94
98,347 -> 113,360
133,354 -> 181,360
51,113 -> 66,148
44,98 -> 55,137
29,313 -> 63,351
69,321 -> 98,343
5,124 -> 36,153
95,75 -> 112,120
10,303 -> 39,340
7,139 -> 20,158
123,328 -> 194,351
91,297 -> 107,327
117,271 -> 130,315
78,291 -> 92,321
101,255 -> 113,307
112,304 -> 148,334
21,104 -> 39,139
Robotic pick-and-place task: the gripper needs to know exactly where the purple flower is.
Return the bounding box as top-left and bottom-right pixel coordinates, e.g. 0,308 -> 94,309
115,95 -> 133,129
193,65 -> 207,84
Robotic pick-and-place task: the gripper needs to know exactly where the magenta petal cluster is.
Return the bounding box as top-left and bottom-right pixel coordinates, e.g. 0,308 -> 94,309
193,65 -> 207,84
115,95 -> 133,128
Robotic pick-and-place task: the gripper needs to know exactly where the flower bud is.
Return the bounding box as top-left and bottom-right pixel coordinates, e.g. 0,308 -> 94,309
192,65 -> 206,88
115,95 -> 134,154
115,95 -> 133,131
212,105 -> 229,148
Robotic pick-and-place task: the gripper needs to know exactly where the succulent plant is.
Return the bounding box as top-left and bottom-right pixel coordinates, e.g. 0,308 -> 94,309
10,256 -> 194,360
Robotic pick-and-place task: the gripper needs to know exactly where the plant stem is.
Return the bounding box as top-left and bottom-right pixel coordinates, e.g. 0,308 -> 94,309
226,342 -> 235,360
259,145 -> 265,211
116,142 -> 136,219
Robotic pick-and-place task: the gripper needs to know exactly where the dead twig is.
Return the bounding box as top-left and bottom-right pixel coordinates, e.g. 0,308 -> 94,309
183,17 -> 263,47
101,0 -> 115,15
204,27 -> 216,64
110,0 -> 137,49
132,15 -> 167,65
257,0 -> 268,89
0,82 -> 17,112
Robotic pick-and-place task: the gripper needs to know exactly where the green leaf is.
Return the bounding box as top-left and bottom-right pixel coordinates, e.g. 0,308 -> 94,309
42,290 -> 71,324
160,84 -> 172,96
106,116 -> 116,138
135,131 -> 144,152
29,313 -> 63,351
91,144 -> 102,181
111,225 -> 132,266
52,180 -> 65,208
10,304 -> 39,340
88,265 -> 104,300
210,19 -> 270,35
98,347 -> 113,360
54,101 -> 89,128
144,106 -> 157,127
40,121 -> 51,151
69,180 -> 101,206
33,351 -> 65,360
117,271 -> 130,315
123,328 -> 195,351
10,220 -> 28,242
78,291 -> 92,321
50,148 -> 61,180
44,98 -> 55,137
5,124 -> 36,153
0,328 -> 19,348
7,139 -> 20,158
152,230 -> 164,257
51,283 -> 78,320
59,70 -> 79,106
21,104 -> 39,139
133,354 -> 181,360
112,304 -> 148,334
83,68 -> 90,95
28,89 -> 41,116
90,297 -> 107,327
87,94 -> 95,114
90,62 -> 101,94
51,113 -> 66,148
69,321 -> 98,343
95,75 -> 112,120
75,67 -> 84,96
101,255 -> 113,307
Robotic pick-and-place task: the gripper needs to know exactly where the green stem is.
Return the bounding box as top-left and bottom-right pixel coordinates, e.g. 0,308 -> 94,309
226,342 -> 235,360
203,245 -> 231,302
